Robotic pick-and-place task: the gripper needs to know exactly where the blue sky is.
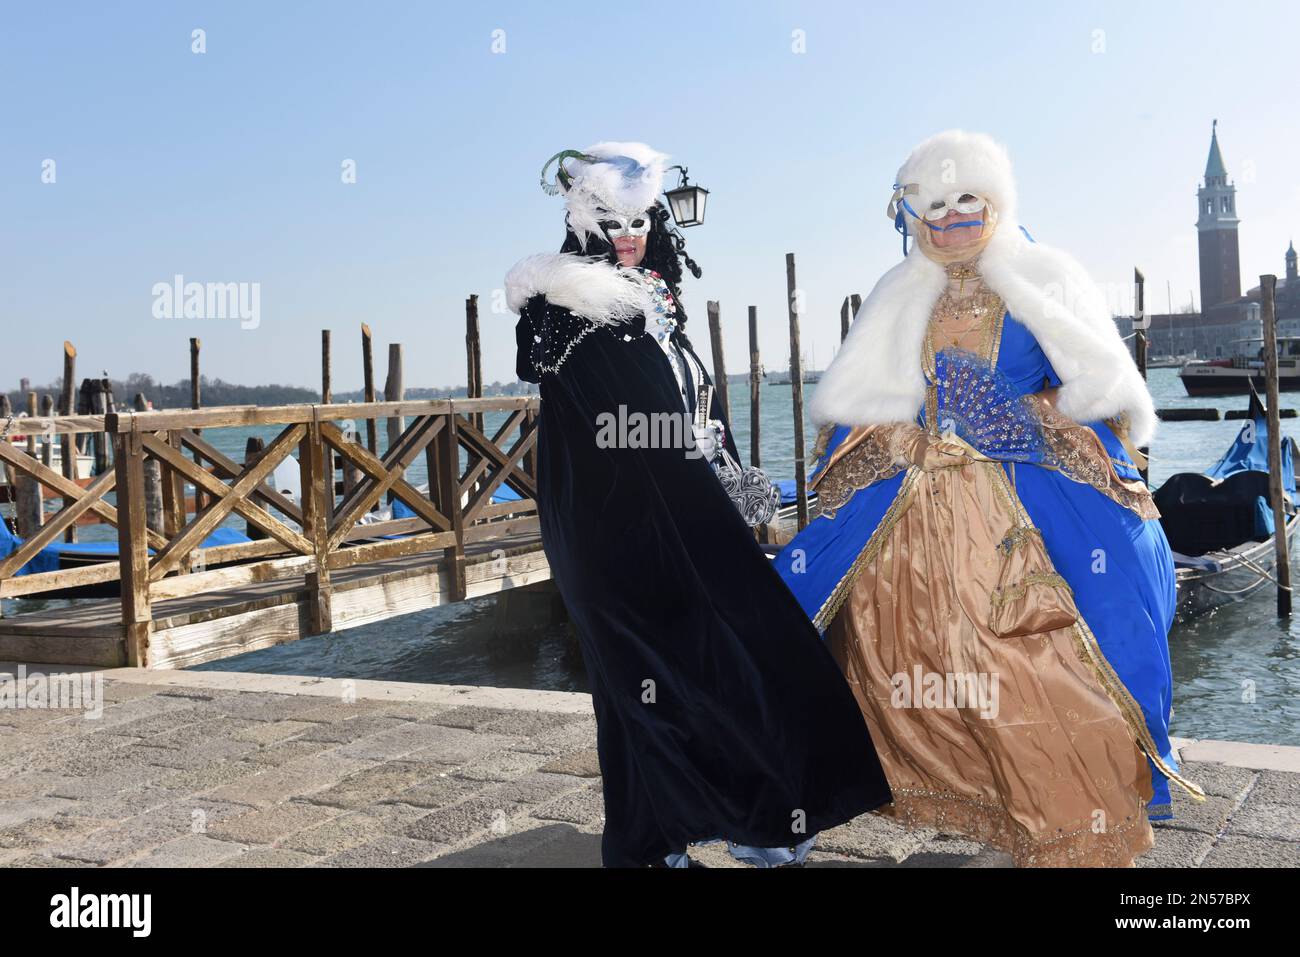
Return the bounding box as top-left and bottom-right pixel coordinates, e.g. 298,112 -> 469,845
3,1 -> 1297,393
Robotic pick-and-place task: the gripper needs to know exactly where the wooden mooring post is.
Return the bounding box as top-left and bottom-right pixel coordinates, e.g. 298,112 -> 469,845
59,342 -> 77,542
706,300 -> 730,423
785,253 -> 808,530
14,391 -> 42,537
1261,274 -> 1292,617
1132,269 -> 1151,484
748,305 -> 761,469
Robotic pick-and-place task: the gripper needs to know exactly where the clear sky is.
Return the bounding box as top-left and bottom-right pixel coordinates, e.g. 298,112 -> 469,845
4,0 -> 1297,394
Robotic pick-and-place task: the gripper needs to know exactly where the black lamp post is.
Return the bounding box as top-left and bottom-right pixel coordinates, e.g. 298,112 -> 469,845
663,165 -> 709,227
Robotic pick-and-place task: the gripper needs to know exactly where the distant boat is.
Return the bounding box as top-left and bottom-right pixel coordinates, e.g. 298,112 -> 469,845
1146,355 -> 1194,369
1179,337 -> 1300,396
1154,388 -> 1299,619
770,370 -> 821,385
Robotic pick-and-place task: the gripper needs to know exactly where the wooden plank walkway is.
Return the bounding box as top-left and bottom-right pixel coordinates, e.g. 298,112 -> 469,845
0,398 -> 547,670
0,532 -> 548,669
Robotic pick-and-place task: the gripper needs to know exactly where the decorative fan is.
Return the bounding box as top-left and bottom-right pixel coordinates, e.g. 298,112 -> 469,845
931,349 -> 1045,463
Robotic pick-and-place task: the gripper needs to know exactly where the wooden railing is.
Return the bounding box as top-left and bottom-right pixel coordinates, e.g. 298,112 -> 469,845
0,398 -> 540,666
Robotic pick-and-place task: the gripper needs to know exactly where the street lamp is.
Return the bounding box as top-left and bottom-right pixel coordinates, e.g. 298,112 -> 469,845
663,165 -> 709,228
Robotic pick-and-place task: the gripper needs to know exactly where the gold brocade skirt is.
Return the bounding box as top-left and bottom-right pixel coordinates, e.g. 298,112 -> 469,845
826,460 -> 1156,867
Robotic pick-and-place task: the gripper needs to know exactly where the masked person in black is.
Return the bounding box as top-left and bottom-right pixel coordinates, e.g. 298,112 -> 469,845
505,142 -> 889,868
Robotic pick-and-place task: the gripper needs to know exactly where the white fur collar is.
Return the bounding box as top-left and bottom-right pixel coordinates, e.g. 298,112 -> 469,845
809,225 -> 1157,447
504,253 -> 652,325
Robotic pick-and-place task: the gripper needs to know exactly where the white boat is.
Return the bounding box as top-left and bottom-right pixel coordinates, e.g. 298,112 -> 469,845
1179,337 -> 1300,396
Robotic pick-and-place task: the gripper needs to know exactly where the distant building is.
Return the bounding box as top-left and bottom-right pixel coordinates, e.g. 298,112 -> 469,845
1114,123 -> 1300,357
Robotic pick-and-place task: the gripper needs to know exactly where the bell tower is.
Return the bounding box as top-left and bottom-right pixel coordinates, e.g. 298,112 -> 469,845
1287,240 -> 1297,283
1197,120 -> 1241,310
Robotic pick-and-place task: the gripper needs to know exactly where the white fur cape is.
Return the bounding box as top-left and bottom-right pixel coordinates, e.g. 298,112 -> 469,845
809,226 -> 1156,447
504,253 -> 652,323
813,129 -> 1155,446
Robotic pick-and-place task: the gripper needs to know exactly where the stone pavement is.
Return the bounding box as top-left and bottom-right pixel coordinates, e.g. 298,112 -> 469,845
0,663 -> 1296,868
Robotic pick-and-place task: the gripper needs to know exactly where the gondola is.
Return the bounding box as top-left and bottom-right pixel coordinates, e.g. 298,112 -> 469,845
1154,388 -> 1299,619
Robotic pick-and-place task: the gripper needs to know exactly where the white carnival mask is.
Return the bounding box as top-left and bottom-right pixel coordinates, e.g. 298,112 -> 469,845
595,206 -> 653,239
889,183 -> 989,231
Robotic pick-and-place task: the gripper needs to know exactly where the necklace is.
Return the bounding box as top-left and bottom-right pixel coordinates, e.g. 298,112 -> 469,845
945,261 -> 980,295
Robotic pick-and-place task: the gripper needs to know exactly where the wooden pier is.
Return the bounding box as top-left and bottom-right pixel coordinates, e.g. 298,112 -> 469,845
0,398 -> 547,669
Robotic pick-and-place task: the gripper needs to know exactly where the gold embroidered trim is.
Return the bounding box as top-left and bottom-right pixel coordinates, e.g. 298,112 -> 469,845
1036,403 -> 1161,520
813,426 -> 921,518
996,525 -> 1042,556
989,571 -> 1072,606
881,786 -> 1155,867
811,468 -> 921,632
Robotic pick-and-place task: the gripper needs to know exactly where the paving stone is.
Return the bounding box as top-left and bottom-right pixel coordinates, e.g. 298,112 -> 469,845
403,795 -> 524,846
1178,761 -> 1258,800
303,761 -> 456,810
105,683 -> 175,704
1250,769 -> 1300,806
1135,824 -> 1216,867
205,692 -> 330,723
0,811 -> 115,850
508,718 -> 598,756
87,694 -> 202,733
206,801 -> 342,845
421,706 -> 516,731
478,710 -> 584,737
7,851 -> 93,867
56,784 -> 185,821
1200,833 -> 1300,867
295,715 -> 410,744
395,725 -> 520,766
538,748 -> 601,778
279,803 -> 430,856
128,798 -> 261,837
815,811 -> 932,862
291,699 -> 386,723
1151,794 -> 1236,835
231,719 -> 316,746
218,847 -> 319,867
1224,800 -> 1300,842
489,772 -> 583,808
0,771 -> 79,801
133,738 -> 260,770
331,721 -> 452,761
387,770 -> 490,810
152,758 -> 268,793
240,738 -> 335,767
46,765 -> 171,800
203,753 -> 374,808
368,702 -> 451,722
132,715 -> 261,751
99,705 -> 211,740
451,748 -> 548,783
316,835 -> 445,867
419,822 -> 595,868
0,795 -> 77,829
531,785 -> 605,826
126,833 -> 247,867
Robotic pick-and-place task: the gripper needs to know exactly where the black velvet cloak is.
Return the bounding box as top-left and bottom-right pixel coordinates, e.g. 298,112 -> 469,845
512,262 -> 890,867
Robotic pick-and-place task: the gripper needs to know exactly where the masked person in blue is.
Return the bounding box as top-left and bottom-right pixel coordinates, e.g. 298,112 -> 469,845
505,143 -> 890,868
776,130 -> 1205,867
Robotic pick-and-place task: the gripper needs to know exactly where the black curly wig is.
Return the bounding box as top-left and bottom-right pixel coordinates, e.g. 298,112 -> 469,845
559,202 -> 702,326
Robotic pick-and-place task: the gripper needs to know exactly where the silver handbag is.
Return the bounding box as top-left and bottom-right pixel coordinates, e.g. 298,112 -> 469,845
696,384 -> 781,528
